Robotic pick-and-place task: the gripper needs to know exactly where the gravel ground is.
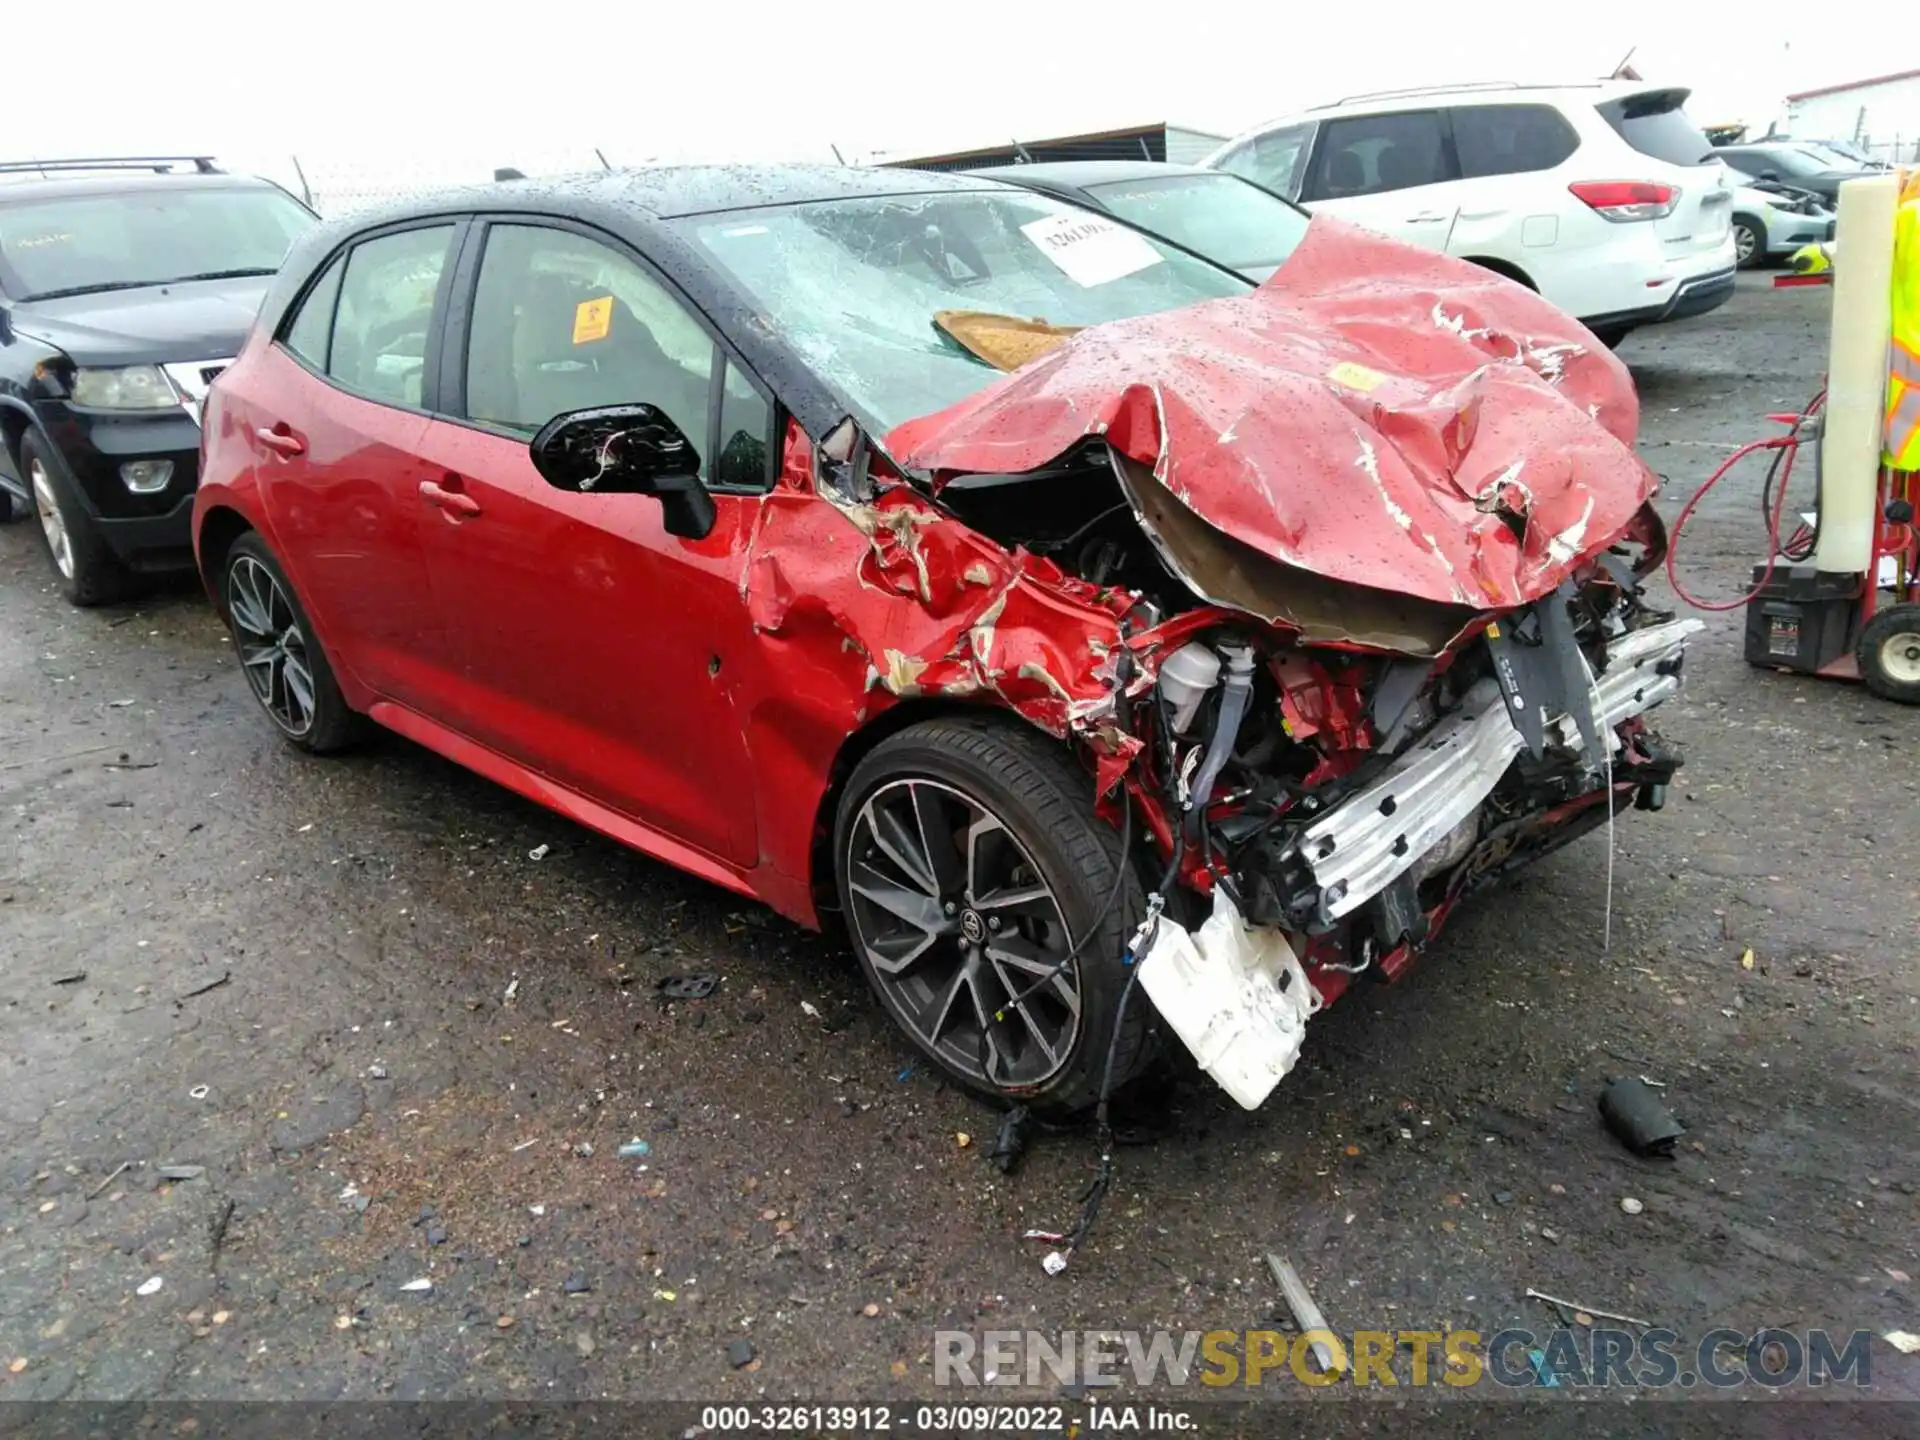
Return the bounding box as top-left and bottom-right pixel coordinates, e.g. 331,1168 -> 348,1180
1,274 -> 1916,1428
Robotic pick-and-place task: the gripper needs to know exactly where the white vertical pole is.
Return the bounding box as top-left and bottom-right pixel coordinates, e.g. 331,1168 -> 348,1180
1814,174 -> 1902,576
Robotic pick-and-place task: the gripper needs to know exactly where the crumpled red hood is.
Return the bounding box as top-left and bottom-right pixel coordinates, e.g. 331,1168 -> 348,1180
885,216 -> 1658,611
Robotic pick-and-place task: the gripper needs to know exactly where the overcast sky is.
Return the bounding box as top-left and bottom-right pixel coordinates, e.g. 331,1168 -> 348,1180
7,1 -> 1902,196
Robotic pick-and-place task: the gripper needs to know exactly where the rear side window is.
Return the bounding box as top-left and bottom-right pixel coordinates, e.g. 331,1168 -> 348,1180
329,226 -> 454,407
1451,105 -> 1579,178
1306,111 -> 1451,199
281,257 -> 344,369
1212,122 -> 1317,200
1596,90 -> 1714,167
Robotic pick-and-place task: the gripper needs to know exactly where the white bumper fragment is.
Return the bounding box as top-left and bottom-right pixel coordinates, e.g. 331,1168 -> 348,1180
1136,891 -> 1323,1110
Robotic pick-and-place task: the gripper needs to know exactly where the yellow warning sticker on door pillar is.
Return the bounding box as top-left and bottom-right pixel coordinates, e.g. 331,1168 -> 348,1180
572,296 -> 613,344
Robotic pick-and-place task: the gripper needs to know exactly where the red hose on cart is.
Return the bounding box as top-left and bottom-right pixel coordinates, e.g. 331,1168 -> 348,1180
1664,390 -> 1825,612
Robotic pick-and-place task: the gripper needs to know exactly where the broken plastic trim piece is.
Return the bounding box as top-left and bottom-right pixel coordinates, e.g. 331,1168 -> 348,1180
656,975 -> 718,1000
1598,1075 -> 1685,1157
1135,890 -> 1321,1110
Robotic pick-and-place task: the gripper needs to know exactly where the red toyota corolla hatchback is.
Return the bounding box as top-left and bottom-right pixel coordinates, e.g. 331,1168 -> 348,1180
196,166 -> 1699,1115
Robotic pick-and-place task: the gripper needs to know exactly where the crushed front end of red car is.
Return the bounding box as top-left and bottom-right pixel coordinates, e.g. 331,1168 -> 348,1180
750,217 -> 1700,1110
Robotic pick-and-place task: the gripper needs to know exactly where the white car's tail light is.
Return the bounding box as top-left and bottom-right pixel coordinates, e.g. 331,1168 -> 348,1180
1569,180 -> 1681,222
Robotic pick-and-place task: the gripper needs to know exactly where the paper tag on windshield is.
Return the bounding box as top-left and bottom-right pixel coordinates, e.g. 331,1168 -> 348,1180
1019,214 -> 1161,288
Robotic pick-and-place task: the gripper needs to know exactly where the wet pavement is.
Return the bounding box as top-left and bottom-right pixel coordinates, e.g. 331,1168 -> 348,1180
1,275 -> 1916,1423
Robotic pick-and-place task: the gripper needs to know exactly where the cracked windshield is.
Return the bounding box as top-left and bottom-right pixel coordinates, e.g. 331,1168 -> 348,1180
680,190 -> 1249,433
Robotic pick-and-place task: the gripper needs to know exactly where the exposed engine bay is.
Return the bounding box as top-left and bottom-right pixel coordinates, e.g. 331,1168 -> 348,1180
916,432 -> 1696,1108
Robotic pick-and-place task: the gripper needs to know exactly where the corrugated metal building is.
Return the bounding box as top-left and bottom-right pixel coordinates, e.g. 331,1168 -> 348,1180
894,122 -> 1227,173
1785,70 -> 1920,163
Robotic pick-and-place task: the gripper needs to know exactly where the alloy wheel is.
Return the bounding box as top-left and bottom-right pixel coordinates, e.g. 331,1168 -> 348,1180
28,460 -> 73,579
227,555 -> 317,737
843,778 -> 1082,1088
1734,223 -> 1758,265
1877,629 -> 1920,686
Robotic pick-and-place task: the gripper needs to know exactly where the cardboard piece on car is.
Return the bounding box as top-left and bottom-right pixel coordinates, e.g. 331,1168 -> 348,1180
935,310 -> 1083,372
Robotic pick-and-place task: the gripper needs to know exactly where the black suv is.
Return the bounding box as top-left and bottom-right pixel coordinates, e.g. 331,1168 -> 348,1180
0,157 -> 316,604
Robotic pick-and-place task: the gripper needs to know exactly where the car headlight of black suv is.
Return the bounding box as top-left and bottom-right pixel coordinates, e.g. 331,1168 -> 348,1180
67,364 -> 185,411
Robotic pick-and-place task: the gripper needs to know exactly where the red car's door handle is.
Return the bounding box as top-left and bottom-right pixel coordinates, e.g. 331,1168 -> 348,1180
255,424 -> 305,457
419,478 -> 481,518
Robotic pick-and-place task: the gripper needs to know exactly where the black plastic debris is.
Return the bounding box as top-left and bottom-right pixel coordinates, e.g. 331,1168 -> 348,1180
656,975 -> 718,1000
1598,1076 -> 1684,1157
726,1339 -> 756,1368
990,1105 -> 1032,1176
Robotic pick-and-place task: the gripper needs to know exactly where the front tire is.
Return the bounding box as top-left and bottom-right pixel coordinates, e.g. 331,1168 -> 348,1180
221,532 -> 366,752
1732,215 -> 1765,270
1857,603 -> 1920,705
833,715 -> 1151,1115
21,431 -> 135,606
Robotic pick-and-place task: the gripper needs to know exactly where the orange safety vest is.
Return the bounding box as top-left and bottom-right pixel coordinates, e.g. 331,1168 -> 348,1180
1890,170 -> 1920,470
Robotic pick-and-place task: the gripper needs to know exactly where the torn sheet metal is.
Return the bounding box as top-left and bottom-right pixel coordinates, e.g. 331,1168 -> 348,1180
1135,890 -> 1322,1110
887,216 -> 1657,612
1110,450 -> 1473,655
742,468 -> 1147,763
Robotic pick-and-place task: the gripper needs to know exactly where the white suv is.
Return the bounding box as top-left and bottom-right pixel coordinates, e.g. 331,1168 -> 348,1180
1203,82 -> 1739,346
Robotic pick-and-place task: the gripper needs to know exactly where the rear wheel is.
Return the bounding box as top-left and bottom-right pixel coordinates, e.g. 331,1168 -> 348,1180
1857,603 -> 1920,705
833,716 -> 1151,1114
221,532 -> 366,751
1732,215 -> 1765,269
22,431 -> 135,606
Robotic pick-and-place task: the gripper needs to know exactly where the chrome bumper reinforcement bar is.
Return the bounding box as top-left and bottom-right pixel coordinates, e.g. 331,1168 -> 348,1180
1292,617 -> 1702,926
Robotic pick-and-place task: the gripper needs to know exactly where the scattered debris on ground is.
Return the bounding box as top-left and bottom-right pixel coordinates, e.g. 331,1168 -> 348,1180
1598,1075 -> 1684,1156
1267,1253 -> 1341,1374
1526,1287 -> 1651,1328
655,975 -> 718,1000
989,1105 -> 1031,1175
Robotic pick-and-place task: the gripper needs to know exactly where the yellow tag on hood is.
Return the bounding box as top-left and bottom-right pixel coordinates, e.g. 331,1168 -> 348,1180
1327,361 -> 1386,393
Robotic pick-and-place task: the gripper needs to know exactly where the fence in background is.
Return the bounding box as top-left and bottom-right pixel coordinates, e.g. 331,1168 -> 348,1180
1861,135 -> 1919,164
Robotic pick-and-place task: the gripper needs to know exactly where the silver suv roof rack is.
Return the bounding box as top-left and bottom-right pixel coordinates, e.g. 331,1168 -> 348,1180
1312,81 -> 1526,110
0,156 -> 222,177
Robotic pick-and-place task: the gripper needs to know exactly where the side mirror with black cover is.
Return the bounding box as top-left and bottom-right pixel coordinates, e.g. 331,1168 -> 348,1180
528,403 -> 715,540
